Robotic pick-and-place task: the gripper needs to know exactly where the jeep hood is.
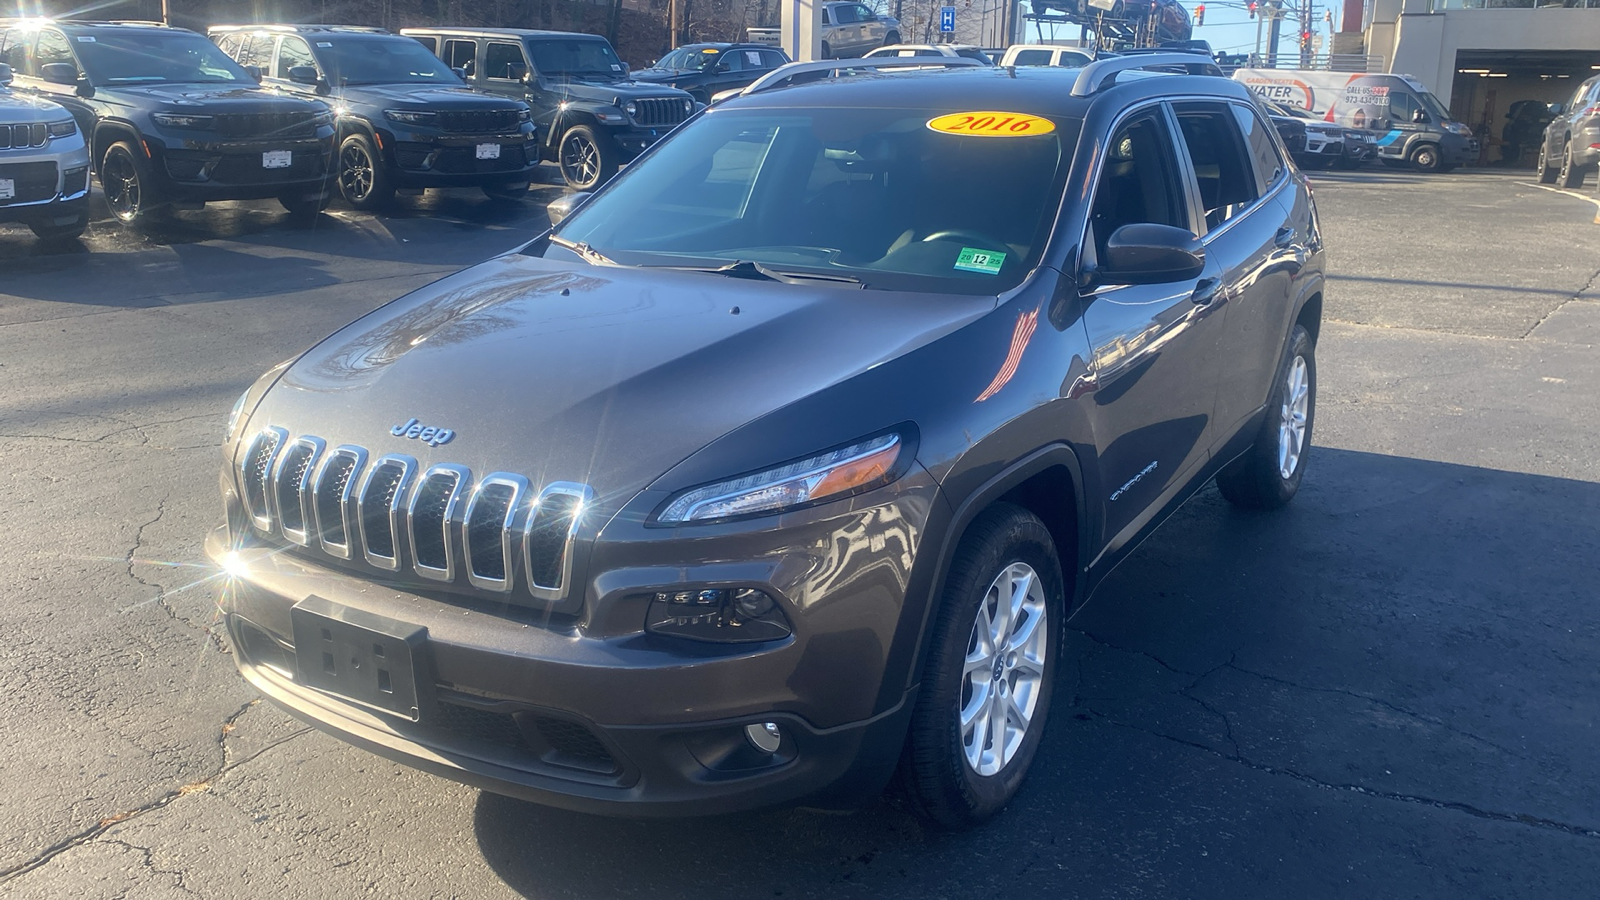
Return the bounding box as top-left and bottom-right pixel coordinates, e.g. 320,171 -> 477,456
256,254 -> 989,503
343,83 -> 520,108
107,83 -> 320,110
541,77 -> 691,103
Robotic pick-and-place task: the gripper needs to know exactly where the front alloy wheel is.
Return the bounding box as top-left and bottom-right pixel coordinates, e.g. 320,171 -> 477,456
959,562 -> 1049,777
1537,142 -> 1558,184
337,133 -> 393,209
101,140 -> 159,226
558,125 -> 615,190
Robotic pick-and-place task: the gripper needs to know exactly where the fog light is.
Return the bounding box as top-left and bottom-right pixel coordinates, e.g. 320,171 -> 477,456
646,587 -> 790,643
745,722 -> 782,753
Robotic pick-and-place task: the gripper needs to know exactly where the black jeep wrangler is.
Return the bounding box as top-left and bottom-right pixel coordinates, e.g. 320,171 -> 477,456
209,25 -> 538,209
402,27 -> 696,190
0,20 -> 335,225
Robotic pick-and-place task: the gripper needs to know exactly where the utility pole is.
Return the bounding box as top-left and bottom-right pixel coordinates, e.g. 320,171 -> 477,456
1265,0 -> 1283,68
670,0 -> 681,48
160,0 -> 169,24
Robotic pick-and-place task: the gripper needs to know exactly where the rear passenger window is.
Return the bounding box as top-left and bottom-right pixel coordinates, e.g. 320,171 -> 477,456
1231,104 -> 1285,196
410,35 -> 437,53
0,30 -> 29,75
35,29 -> 74,75
276,36 -> 315,79
443,39 -> 475,75
485,42 -> 526,80
1173,102 -> 1258,230
1089,110 -> 1188,261
1011,49 -> 1050,66
213,33 -> 239,58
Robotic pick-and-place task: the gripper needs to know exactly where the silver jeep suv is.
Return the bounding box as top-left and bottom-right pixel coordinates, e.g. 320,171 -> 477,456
0,62 -> 90,240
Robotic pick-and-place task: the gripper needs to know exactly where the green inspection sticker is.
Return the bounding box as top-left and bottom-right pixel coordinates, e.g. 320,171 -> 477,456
954,247 -> 1006,275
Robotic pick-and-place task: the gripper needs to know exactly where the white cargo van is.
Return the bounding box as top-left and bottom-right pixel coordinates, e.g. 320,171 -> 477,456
1233,69 -> 1477,172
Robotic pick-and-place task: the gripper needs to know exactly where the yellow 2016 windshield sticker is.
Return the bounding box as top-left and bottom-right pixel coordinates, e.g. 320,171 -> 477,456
926,112 -> 1056,137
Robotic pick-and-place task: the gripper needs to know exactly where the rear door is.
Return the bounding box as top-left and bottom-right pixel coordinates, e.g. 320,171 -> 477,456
1077,104 -> 1229,558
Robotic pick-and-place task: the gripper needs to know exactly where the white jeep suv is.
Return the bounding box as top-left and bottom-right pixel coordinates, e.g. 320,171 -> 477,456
0,62 -> 91,241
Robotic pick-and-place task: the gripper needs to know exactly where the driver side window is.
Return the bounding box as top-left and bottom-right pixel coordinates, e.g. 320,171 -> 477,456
1389,91 -> 1419,123
276,36 -> 315,80
1088,110 -> 1188,262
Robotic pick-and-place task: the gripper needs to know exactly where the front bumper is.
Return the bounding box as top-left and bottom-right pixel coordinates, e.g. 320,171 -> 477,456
603,123 -> 678,162
146,130 -> 336,201
0,140 -> 91,225
1441,134 -> 1478,167
204,464 -> 940,814
379,125 -> 540,188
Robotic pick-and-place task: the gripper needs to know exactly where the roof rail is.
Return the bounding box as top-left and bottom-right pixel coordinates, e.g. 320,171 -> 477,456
739,56 -> 982,98
1069,52 -> 1223,98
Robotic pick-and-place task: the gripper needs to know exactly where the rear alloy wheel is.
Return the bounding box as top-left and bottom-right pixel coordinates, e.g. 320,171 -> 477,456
1216,324 -> 1316,510
1557,140 -> 1586,189
898,503 -> 1063,829
558,125 -> 615,191
1409,143 -> 1442,173
883,31 -> 901,45
101,140 -> 163,226
1536,142 -> 1559,184
337,133 -> 393,209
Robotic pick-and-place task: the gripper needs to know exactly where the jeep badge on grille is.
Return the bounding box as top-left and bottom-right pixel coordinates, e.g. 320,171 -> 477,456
391,418 -> 455,447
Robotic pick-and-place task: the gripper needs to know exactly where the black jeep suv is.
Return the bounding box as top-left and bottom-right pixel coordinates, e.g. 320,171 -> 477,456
212,56 -> 1324,828
401,27 -> 696,189
0,20 -> 335,225
631,43 -> 791,106
209,26 -> 538,208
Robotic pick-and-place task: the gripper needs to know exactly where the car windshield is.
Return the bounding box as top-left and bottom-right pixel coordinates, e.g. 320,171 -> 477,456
1417,90 -> 1451,122
655,47 -> 719,70
75,30 -> 253,84
529,38 -> 626,79
551,105 -> 1079,295
318,36 -> 461,85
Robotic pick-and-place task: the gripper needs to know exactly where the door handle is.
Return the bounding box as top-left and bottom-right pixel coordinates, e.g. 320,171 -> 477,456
1274,226 -> 1297,249
1190,277 -> 1222,306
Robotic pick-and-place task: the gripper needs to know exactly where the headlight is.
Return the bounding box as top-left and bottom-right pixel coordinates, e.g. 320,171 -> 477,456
657,432 -> 906,523
623,100 -> 638,117
225,388 -> 251,445
384,109 -> 437,125
151,113 -> 213,129
1444,121 -> 1472,136
311,110 -> 333,126
516,107 -> 531,123
684,98 -> 693,113
46,118 -> 76,138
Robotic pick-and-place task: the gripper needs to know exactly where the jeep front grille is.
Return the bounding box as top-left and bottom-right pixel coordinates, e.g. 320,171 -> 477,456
0,123 -> 48,149
436,109 -> 523,133
237,428 -> 591,598
214,112 -> 317,140
630,97 -> 690,129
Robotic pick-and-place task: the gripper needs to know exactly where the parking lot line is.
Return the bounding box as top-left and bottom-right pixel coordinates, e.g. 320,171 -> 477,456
1519,182 -> 1600,224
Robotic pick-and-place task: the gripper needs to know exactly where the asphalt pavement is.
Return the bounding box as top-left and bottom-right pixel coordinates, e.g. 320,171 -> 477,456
1,169 -> 1597,898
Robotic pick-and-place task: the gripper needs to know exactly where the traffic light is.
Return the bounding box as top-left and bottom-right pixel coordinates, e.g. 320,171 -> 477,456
1300,30 -> 1310,47
1247,1 -> 1257,17
1194,3 -> 1204,25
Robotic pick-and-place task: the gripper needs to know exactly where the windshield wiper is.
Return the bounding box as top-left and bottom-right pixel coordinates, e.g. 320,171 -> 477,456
660,259 -> 863,286
547,234 -> 619,266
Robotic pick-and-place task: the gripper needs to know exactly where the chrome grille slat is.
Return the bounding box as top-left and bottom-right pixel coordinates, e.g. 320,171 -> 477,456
524,482 -> 594,599
272,436 -> 325,546
464,473 -> 529,593
408,464 -> 470,582
239,427 -> 287,532
357,454 -> 416,571
311,445 -> 366,559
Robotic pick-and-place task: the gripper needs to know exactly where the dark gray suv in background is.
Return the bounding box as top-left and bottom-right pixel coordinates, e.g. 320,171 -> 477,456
1537,72 -> 1600,190
211,55 -> 1325,828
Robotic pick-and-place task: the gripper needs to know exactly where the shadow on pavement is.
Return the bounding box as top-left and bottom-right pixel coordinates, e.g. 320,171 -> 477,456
472,447 -> 1600,897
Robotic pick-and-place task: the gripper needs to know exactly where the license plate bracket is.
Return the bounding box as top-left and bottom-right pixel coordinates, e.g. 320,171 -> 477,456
475,142 -> 501,160
262,150 -> 293,169
290,596 -> 433,722
0,179 -> 13,201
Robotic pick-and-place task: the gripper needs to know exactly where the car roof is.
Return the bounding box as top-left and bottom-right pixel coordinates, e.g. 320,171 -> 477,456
721,64 -> 1245,117
209,24 -> 393,36
397,27 -> 606,40
681,42 -> 772,51
2,19 -> 183,32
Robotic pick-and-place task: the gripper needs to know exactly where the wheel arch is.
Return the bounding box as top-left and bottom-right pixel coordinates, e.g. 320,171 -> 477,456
1294,285 -> 1323,346
91,120 -> 140,171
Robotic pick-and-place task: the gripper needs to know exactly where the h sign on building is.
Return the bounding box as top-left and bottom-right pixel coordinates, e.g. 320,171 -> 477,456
939,5 -> 955,31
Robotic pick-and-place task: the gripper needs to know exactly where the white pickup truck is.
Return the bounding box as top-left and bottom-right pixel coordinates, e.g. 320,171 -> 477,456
747,1 -> 901,59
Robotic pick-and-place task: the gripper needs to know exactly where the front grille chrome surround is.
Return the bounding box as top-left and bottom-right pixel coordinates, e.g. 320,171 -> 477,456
464,473 -> 530,593
525,482 -> 595,600
357,454 -> 417,572
310,445 -> 367,560
407,464 -> 471,582
240,427 -> 288,533
272,436 -> 326,546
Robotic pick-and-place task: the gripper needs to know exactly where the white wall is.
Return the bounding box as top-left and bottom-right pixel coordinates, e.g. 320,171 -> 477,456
1373,9 -> 1600,105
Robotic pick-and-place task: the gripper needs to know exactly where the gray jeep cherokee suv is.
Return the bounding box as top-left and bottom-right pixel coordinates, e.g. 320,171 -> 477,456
211,55 -> 1325,828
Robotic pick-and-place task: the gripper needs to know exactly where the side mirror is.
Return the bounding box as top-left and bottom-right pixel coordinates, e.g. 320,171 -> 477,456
75,76 -> 94,98
547,191 -> 591,226
1411,108 -> 1427,124
40,62 -> 78,85
287,65 -> 321,86
244,64 -> 263,83
1095,223 -> 1205,286
1549,102 -> 1565,116
0,63 -> 12,86
451,66 -> 467,80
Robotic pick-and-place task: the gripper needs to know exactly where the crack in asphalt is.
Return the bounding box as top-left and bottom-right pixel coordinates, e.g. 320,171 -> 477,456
1522,263 -> 1600,339
0,700 -> 311,884
124,499 -> 227,653
103,839 -> 200,898
1083,709 -> 1600,841
0,412 -> 222,451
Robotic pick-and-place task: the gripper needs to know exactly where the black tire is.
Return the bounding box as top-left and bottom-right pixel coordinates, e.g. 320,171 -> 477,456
897,503 -> 1064,829
100,140 -> 162,226
883,31 -> 901,45
820,40 -> 832,59
1216,324 -> 1316,510
278,191 -> 332,219
557,125 -> 616,191
29,211 -> 88,241
1536,141 -> 1559,184
336,132 -> 393,209
482,182 -> 529,203
1409,143 -> 1442,173
1557,140 -> 1586,189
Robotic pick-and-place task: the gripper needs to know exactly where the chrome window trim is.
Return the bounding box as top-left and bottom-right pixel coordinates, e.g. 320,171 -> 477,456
239,426 -> 288,533
524,481 -> 595,600
464,472 -> 530,593
407,463 -> 472,582
357,453 -> 417,572
311,444 -> 368,560
272,435 -> 326,547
